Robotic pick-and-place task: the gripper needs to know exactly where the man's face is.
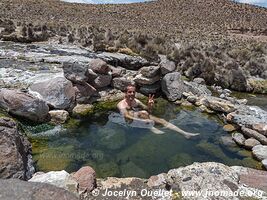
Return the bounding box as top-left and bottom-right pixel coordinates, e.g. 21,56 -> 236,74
126,86 -> 136,101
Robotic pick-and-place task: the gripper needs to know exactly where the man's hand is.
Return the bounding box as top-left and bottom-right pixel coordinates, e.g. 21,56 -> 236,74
147,94 -> 154,113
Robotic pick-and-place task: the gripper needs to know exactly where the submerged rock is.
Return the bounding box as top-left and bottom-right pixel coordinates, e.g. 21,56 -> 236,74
0,117 -> 34,180
232,132 -> 246,146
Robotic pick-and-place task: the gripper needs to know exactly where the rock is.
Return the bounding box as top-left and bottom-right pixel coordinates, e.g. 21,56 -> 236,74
232,132 -> 246,146
133,74 -> 160,85
252,145 -> 267,161
262,159 -> 267,170
227,105 -> 267,128
29,170 -> 78,193
223,124 -> 237,132
72,166 -> 96,193
73,83 -> 96,104
241,127 -> 267,145
187,95 -> 198,104
49,110 -> 69,124
181,101 -> 193,107
244,138 -> 261,150
0,179 -> 78,200
139,82 -> 161,95
161,72 -> 186,101
72,104 -> 94,118
63,62 -> 89,84
139,65 -> 160,78
147,173 -> 167,188
112,77 -> 135,91
159,55 -> 176,75
184,81 -> 212,97
97,52 -> 149,70
0,117 -> 34,180
91,177 -> 149,199
88,59 -> 109,74
91,74 -> 112,89
220,136 -> 236,147
29,77 -> 76,111
193,77 -> 206,85
0,89 -> 49,122
251,123 -> 267,136
198,105 -> 214,113
108,65 -> 125,77
232,166 -> 267,193
201,96 -> 237,113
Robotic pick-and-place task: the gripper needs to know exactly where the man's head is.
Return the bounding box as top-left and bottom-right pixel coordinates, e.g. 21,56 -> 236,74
125,85 -> 136,101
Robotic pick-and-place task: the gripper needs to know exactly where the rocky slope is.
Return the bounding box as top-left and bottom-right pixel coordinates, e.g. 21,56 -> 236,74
0,0 -> 267,44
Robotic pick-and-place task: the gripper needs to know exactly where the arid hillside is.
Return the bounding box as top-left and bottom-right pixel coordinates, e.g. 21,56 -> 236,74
1,0 -> 267,43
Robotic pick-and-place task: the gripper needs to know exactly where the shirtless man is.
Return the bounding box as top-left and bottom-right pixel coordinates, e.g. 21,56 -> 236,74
117,85 -> 200,139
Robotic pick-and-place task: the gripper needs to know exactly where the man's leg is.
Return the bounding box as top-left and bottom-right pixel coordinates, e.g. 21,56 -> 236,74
149,115 -> 200,139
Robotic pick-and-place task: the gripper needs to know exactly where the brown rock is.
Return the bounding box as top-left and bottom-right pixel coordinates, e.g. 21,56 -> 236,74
73,83 -> 96,104
244,138 -> 261,150
72,166 -> 96,193
88,59 -> 109,74
91,74 -> 112,89
0,117 -> 34,180
223,124 -> 238,132
239,168 -> 267,192
251,123 -> 267,136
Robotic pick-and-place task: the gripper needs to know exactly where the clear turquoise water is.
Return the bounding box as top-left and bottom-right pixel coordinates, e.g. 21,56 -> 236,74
26,98 -> 262,178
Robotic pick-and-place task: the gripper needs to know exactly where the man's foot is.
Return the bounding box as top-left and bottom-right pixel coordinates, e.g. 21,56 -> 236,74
184,133 -> 200,139
150,127 -> 165,134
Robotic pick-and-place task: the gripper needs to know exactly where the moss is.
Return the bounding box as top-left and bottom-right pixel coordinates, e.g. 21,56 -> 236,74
99,128 -> 126,150
240,157 -> 263,170
168,153 -> 193,168
72,104 -> 94,118
97,161 -> 120,177
120,161 -> 147,178
20,123 -> 55,135
32,142 -> 74,172
196,140 -> 231,163
93,100 -> 118,113
63,118 -> 81,129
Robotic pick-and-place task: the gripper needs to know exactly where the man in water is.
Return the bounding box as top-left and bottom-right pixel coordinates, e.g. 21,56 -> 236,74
117,85 -> 200,138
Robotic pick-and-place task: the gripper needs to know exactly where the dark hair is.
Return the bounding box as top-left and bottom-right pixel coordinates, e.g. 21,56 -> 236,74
125,84 -> 136,92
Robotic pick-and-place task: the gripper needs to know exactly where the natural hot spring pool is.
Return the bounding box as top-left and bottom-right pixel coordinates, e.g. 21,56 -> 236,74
23,98 -> 261,178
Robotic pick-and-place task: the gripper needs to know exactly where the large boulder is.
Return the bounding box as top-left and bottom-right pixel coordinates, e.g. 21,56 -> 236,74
0,179 -> 78,200
73,83 -> 96,104
159,55 -> 176,75
134,74 -> 160,85
29,77 -> 76,111
90,74 -> 112,89
184,81 -> 212,97
112,77 -> 135,91
0,117 -> 34,180
97,52 -> 149,70
88,59 -> 110,74
139,65 -> 160,78
29,170 -> 78,194
63,62 -> 89,84
0,89 -> 49,122
161,72 -> 186,101
139,82 -> 161,95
